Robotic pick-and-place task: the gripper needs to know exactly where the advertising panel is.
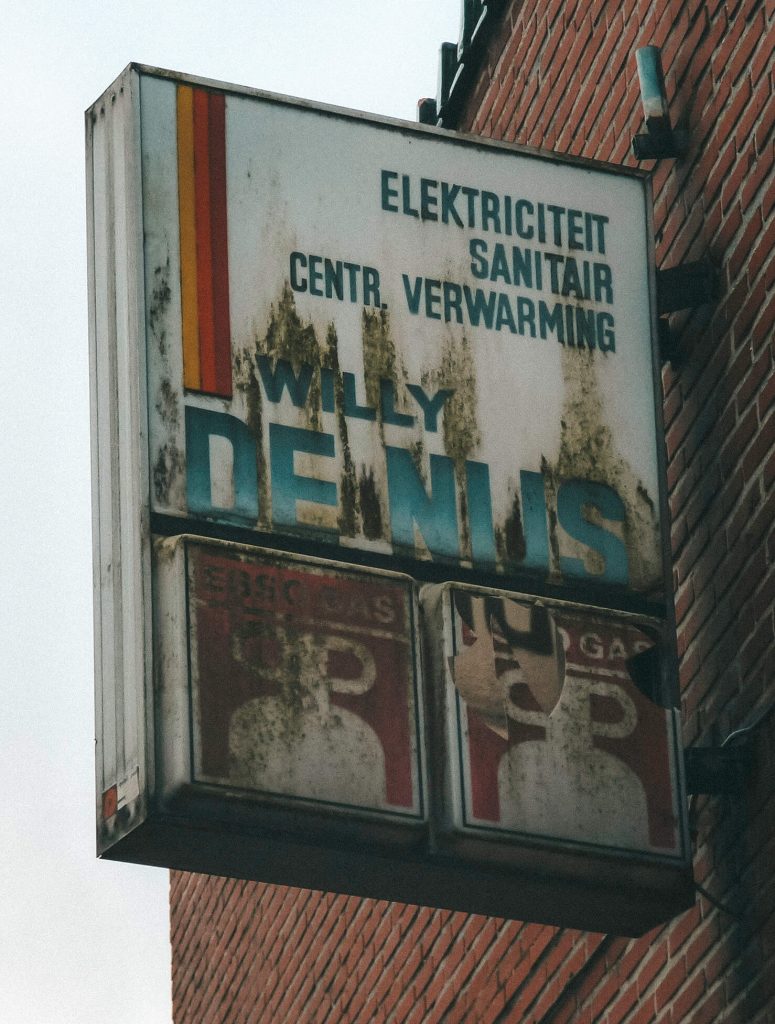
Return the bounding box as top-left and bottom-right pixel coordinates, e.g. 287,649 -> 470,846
423,584 -> 684,859
167,538 -> 424,819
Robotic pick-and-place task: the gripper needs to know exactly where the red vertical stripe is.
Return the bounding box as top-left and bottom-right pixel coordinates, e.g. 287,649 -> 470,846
176,85 -> 201,391
207,93 -> 232,398
192,90 -> 217,394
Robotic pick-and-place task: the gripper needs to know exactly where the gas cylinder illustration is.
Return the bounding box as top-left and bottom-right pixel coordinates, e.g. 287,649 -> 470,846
445,589 -> 681,854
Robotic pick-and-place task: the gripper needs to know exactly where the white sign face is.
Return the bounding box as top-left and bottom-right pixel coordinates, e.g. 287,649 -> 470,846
432,584 -> 684,859
140,70 -> 664,603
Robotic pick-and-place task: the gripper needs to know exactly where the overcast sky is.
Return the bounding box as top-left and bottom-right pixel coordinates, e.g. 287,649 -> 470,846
0,3 -> 459,1020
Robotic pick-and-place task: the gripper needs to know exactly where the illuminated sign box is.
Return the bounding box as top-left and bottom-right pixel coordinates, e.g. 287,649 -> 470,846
88,65 -> 692,933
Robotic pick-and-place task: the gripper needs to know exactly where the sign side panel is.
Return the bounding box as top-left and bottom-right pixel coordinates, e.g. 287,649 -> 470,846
644,180 -> 681,708
87,93 -> 111,841
152,537 -> 192,801
89,85 -> 121,841
88,69 -> 151,852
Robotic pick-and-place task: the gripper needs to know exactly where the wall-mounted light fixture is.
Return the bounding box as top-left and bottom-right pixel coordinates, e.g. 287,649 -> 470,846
632,46 -> 688,160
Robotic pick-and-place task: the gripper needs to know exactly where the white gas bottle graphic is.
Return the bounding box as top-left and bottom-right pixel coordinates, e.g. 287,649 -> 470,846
498,666 -> 648,846
228,626 -> 387,807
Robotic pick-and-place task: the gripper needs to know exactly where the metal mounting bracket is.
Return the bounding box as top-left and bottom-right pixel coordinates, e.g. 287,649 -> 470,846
656,261 -> 719,363
657,262 -> 719,315
684,743 -> 753,794
633,124 -> 689,160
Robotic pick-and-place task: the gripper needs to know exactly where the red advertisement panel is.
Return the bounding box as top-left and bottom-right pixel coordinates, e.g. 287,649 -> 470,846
186,544 -> 423,817
449,592 -> 681,855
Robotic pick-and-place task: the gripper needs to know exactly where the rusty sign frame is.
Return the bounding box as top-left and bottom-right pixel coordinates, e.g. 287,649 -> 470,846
88,65 -> 690,935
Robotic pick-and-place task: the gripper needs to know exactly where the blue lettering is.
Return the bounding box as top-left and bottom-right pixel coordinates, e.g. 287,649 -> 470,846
402,274 -> 423,315
320,366 -> 336,413
557,479 -> 628,584
520,471 -> 550,570
406,384 -> 453,432
185,406 -> 258,525
257,355 -> 314,407
380,380 -> 415,428
386,447 -> 459,559
343,372 -> 377,421
289,251 -> 307,292
463,285 -> 496,329
269,423 -> 338,537
466,460 -> 497,565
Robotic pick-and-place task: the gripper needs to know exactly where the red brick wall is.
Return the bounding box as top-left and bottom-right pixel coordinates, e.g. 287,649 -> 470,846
170,2 -> 774,1020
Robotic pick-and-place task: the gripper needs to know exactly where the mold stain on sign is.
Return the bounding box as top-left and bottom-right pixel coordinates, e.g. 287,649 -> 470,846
148,258 -> 172,357
422,331 -> 481,560
547,348 -> 661,590
358,467 -> 383,540
149,256 -> 185,507
323,321 -> 358,538
234,349 -> 270,530
237,284 -> 365,539
495,490 -> 528,568
224,627 -> 324,783
260,283 -> 323,431
541,453 -> 562,576
360,307 -> 410,537
223,624 -> 376,802
361,307 -> 406,416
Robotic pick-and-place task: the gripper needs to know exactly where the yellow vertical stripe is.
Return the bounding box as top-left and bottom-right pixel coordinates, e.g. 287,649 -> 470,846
177,85 -> 201,390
